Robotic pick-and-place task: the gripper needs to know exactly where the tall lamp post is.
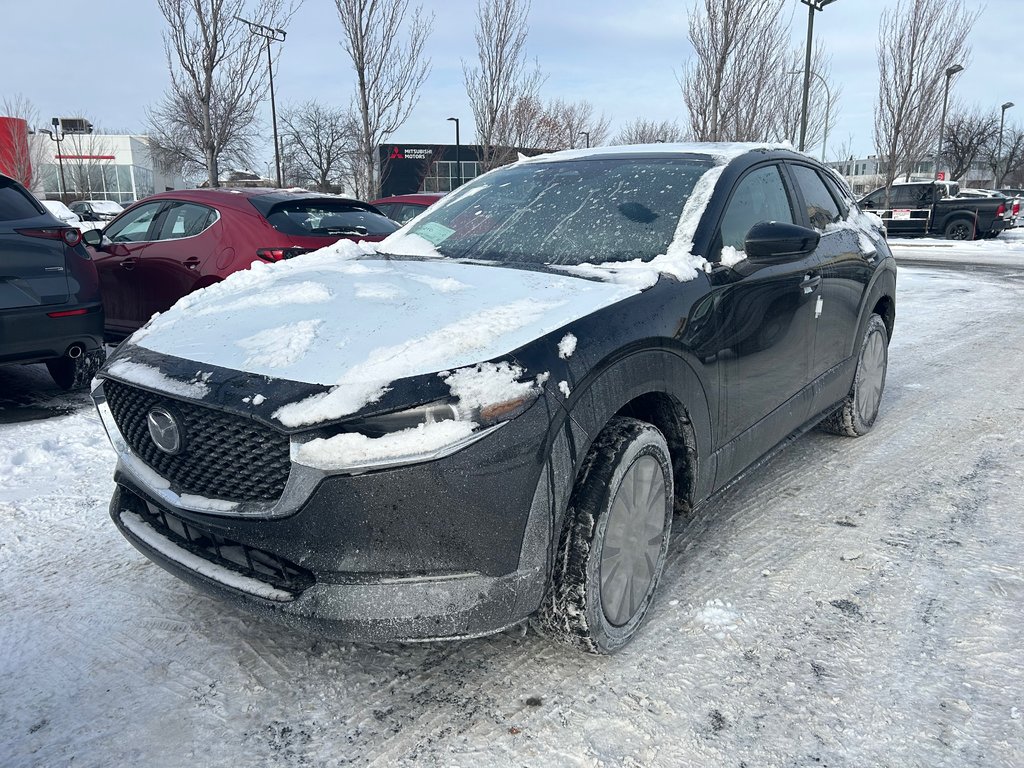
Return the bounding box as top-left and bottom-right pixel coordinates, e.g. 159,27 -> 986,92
236,16 -> 287,188
798,0 -> 838,152
934,63 -> 964,181
580,131 -> 590,149
787,69 -> 832,161
446,117 -> 461,190
997,101 -> 1015,186
42,117 -> 67,199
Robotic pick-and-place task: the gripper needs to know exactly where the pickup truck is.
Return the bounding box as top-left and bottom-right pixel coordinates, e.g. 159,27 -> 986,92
859,180 -> 1011,240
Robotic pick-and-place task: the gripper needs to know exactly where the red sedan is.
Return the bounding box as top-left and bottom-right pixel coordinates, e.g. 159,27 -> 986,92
82,188 -> 397,338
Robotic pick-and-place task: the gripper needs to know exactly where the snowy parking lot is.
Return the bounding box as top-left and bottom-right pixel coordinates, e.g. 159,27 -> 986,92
2,239 -> 1024,767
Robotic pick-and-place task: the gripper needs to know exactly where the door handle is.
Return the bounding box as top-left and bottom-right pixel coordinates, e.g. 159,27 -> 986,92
184,257 -> 201,270
800,273 -> 821,294
121,257 -> 137,270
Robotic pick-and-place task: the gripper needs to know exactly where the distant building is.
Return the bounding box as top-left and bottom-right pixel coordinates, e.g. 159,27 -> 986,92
378,143 -> 543,198
28,132 -> 185,203
827,156 -> 998,195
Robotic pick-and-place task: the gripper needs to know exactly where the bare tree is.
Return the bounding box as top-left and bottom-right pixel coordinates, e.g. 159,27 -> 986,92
613,118 -> 685,145
940,106 -> 998,181
541,99 -> 610,149
1,95 -> 49,189
279,101 -> 358,192
680,0 -> 788,142
873,0 -> 976,201
982,123 -> 1024,187
463,0 -> 543,170
149,0 -> 296,188
335,0 -> 433,200
771,44 -> 840,154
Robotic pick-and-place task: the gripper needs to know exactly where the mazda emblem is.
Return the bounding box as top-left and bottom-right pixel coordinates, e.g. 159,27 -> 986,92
147,407 -> 182,455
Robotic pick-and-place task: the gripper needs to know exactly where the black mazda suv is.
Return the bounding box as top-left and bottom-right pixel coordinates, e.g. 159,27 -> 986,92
92,145 -> 896,653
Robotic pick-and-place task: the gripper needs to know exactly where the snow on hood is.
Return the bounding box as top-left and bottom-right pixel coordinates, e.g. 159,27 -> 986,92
130,247 -> 637,425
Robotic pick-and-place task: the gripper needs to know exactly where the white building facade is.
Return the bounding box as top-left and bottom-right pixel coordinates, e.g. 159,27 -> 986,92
30,133 -> 184,204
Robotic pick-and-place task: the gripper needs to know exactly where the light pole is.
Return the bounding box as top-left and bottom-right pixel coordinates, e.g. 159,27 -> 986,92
798,0 -> 838,152
997,101 -> 1015,186
580,131 -> 590,149
934,63 -> 964,181
41,118 -> 67,199
236,16 -> 287,188
446,117 -> 461,190
787,69 -> 832,161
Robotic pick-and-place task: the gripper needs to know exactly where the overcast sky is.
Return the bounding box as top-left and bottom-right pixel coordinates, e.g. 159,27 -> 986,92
1,0 -> 1015,170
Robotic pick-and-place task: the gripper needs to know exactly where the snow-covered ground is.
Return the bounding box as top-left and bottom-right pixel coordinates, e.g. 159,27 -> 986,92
888,227 -> 1024,270
3,252 -> 1024,766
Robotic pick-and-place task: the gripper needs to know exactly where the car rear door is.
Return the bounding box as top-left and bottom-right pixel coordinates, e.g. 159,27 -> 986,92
0,177 -> 70,310
91,201 -> 165,335
704,162 -> 820,485
135,200 -> 222,320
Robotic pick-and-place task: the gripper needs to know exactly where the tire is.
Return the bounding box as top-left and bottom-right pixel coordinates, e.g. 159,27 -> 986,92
944,218 -> 974,240
46,348 -> 106,391
821,314 -> 888,437
535,417 -> 674,654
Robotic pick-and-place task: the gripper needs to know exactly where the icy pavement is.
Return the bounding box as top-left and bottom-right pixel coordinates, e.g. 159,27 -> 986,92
889,228 -> 1024,271
2,266 -> 1024,766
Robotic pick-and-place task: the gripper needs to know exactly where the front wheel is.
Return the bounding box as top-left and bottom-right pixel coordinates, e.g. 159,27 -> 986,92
822,314 -> 888,437
535,417 -> 674,654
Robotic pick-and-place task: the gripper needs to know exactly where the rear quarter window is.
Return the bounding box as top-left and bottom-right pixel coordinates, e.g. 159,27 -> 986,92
0,178 -> 45,221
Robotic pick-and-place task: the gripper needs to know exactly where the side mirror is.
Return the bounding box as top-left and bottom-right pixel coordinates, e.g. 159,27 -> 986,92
81,228 -> 104,248
744,221 -> 821,262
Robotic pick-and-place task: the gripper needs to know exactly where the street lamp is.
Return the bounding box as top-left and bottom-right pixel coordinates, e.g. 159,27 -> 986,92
798,0 -> 838,152
997,101 -> 1015,186
41,117 -> 67,199
446,117 -> 461,190
787,69 -> 832,161
580,131 -> 590,149
934,63 -> 964,181
236,15 -> 287,188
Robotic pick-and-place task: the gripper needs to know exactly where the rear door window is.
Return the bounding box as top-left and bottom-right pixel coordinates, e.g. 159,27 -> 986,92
0,177 -> 44,221
789,164 -> 843,229
155,202 -> 218,240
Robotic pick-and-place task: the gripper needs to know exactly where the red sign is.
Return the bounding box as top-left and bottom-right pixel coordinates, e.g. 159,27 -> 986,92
389,146 -> 404,159
936,171 -> 945,180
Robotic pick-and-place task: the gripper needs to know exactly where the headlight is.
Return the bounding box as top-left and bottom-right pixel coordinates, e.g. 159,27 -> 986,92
290,390 -> 540,474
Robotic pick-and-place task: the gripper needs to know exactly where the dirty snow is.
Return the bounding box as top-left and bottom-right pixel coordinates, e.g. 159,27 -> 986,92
3,245 -> 1024,766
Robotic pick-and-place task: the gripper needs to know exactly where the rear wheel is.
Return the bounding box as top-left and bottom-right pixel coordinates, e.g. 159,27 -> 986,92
822,314 -> 888,437
46,348 -> 106,391
536,417 -> 674,654
944,218 -> 974,240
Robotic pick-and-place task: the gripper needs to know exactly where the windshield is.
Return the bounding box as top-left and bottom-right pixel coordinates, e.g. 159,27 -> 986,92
391,157 -> 713,266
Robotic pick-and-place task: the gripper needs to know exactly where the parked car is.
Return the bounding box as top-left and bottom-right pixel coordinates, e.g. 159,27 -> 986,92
82,188 -> 399,339
370,192 -> 446,224
859,180 -> 1010,239
1,173 -> 105,389
92,145 -> 896,653
70,199 -> 124,222
997,188 -> 1024,227
39,199 -> 83,227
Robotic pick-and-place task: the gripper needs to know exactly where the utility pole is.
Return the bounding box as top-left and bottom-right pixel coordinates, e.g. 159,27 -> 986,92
934,64 -> 964,180
447,117 -> 461,189
580,131 -> 590,149
236,16 -> 287,187
42,118 -> 67,199
997,101 -> 1015,186
798,0 -> 838,152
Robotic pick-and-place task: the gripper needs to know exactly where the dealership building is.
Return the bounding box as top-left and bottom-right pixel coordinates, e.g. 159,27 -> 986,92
378,143 -> 543,197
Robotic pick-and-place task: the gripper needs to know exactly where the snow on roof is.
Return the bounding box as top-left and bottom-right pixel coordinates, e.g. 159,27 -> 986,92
521,141 -> 797,166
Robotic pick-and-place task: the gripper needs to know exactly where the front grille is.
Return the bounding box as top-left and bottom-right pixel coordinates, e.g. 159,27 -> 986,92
135,497 -> 314,594
104,378 -> 290,502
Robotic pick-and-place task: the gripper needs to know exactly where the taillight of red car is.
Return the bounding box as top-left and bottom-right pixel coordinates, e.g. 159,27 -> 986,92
256,247 -> 313,262
16,226 -> 83,248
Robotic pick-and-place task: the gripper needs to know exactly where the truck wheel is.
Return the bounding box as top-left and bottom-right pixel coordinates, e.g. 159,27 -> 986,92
822,314 -> 888,437
46,348 -> 106,391
944,218 -> 974,240
535,417 -> 674,654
